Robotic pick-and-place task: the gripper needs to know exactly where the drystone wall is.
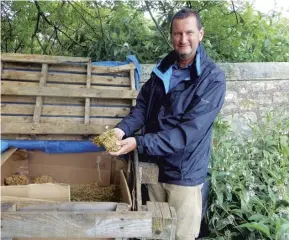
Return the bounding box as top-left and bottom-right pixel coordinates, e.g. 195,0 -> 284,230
140,62 -> 289,132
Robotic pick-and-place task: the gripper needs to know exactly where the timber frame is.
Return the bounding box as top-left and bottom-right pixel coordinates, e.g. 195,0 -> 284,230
1,54 -> 177,239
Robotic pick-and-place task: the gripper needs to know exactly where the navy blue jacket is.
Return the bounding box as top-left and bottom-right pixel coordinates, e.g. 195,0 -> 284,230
116,44 -> 226,186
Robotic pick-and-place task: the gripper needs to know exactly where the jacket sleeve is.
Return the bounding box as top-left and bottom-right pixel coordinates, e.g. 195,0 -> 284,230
115,78 -> 151,137
135,73 -> 226,156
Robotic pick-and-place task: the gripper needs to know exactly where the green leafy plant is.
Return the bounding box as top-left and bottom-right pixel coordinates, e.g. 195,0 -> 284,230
205,111 -> 289,239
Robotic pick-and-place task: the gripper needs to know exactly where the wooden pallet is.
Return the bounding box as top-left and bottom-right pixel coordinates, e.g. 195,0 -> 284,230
1,53 -> 137,140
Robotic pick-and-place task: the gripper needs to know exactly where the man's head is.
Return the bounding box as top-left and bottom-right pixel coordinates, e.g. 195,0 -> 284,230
170,8 -> 204,60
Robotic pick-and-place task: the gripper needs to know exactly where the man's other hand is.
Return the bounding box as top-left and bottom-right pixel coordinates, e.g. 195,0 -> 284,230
113,128 -> 125,140
109,137 -> 137,156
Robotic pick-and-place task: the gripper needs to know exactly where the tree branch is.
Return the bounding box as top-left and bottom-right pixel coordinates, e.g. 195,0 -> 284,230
144,1 -> 172,49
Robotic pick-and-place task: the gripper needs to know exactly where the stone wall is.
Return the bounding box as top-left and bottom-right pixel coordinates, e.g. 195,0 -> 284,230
140,63 -> 289,131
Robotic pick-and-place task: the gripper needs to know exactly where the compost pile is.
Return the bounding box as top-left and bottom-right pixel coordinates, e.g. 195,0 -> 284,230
71,183 -> 121,202
33,176 -> 54,184
93,129 -> 120,152
5,174 -> 29,185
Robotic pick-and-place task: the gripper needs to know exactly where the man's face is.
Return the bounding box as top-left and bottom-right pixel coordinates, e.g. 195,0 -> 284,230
171,16 -> 204,60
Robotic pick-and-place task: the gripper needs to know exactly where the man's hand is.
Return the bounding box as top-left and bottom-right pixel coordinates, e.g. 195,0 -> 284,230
113,128 -> 125,140
109,137 -> 137,156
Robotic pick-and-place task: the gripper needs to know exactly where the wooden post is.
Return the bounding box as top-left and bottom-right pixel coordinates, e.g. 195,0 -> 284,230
129,64 -> 136,106
84,59 -> 92,124
33,63 -> 48,123
134,150 -> 142,211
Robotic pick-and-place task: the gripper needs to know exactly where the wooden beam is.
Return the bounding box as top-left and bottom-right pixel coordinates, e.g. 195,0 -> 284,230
1,82 -> 138,99
1,211 -> 152,238
147,201 -> 176,240
1,122 -> 113,135
33,63 -> 48,123
85,60 -> 92,124
1,183 -> 70,202
3,61 -> 135,74
1,148 -> 18,166
1,53 -> 90,64
139,162 -> 159,184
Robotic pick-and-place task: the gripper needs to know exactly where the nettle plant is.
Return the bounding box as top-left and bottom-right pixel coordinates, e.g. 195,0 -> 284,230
205,111 -> 289,240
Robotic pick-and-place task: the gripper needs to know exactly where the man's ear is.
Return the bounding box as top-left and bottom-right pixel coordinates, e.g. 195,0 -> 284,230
199,27 -> 204,42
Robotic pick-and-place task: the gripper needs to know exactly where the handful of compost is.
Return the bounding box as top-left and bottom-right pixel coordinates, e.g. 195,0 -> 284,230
93,129 -> 121,152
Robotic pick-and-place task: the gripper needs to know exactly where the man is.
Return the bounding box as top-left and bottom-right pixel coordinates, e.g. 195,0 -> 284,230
109,8 -> 226,240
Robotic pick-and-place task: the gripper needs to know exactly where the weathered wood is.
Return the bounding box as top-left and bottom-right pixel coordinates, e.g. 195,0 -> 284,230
139,162 -> 159,184
1,148 -> 18,166
169,207 -> 177,240
1,183 -> 70,202
85,60 -> 92,124
1,116 -> 121,126
1,53 -> 90,64
1,122 -> 113,135
2,69 -> 131,85
3,61 -> 135,74
18,202 -> 119,212
33,63 -> 48,123
1,95 -> 132,106
119,170 -> 132,208
1,202 -> 17,212
130,65 -> 137,107
147,201 -> 175,240
1,81 -> 138,99
1,104 -> 130,117
1,211 -> 152,238
134,150 -> 142,211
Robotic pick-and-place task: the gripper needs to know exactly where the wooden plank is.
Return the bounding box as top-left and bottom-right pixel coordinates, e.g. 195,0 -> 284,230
33,63 -> 48,123
119,170 -> 132,208
3,61 -> 135,74
169,207 -> 177,240
1,202 -> 17,212
2,69 -> 131,85
139,162 -> 159,184
134,150 -> 142,211
18,202 -> 118,212
1,211 -> 152,238
1,122 -> 113,135
1,82 -> 138,99
1,116 -> 121,126
147,201 -> 174,240
1,103 -> 130,117
1,183 -> 70,202
85,60 -> 92,124
1,148 -> 18,166
130,64 -> 137,106
1,53 -> 90,64
1,95 -> 132,106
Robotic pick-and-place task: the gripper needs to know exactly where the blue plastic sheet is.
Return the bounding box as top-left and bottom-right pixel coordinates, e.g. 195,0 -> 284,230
1,140 -> 105,154
1,56 -> 141,153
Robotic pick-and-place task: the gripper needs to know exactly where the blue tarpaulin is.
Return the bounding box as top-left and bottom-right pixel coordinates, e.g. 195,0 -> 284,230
1,55 -> 141,153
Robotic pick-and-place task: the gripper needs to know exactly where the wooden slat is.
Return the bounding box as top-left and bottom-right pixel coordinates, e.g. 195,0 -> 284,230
1,95 -> 132,106
3,61 -> 135,74
33,63 -> 48,123
139,162 -> 159,184
1,183 -> 70,202
147,201 -> 175,239
1,82 -> 138,99
85,60 -> 92,124
1,211 -> 152,238
1,104 -> 130,117
1,53 -> 90,64
130,64 -> 137,106
1,122 -> 113,135
2,69 -> 131,85
1,116 -> 121,126
1,148 -> 18,166
18,202 -> 118,212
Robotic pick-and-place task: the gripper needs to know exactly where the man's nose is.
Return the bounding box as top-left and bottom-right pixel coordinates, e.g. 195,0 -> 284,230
180,33 -> 187,43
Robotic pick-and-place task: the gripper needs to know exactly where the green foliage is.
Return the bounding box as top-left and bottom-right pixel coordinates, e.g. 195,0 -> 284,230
1,1 -> 288,63
207,111 -> 289,239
